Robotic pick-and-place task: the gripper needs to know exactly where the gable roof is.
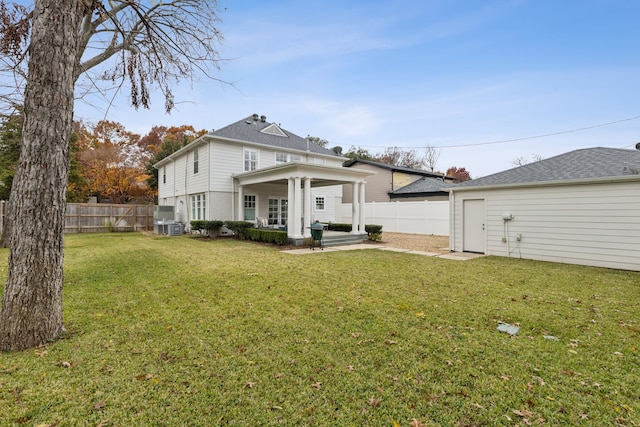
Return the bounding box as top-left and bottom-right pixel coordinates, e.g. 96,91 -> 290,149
211,114 -> 341,157
452,147 -> 640,190
390,176 -> 456,196
344,158 -> 451,179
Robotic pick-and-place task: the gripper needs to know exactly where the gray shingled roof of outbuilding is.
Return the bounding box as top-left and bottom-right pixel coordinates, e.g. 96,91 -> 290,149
211,115 -> 341,157
453,147 -> 640,189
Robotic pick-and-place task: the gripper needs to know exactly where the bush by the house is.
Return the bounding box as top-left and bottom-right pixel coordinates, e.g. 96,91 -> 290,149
190,220 -> 224,237
224,221 -> 255,239
327,222 -> 383,241
246,228 -> 288,245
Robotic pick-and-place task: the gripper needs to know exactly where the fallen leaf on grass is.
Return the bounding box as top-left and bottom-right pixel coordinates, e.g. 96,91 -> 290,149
311,382 -> 322,389
93,399 -> 107,411
613,351 -> 624,357
0,365 -> 18,373
368,397 -> 382,407
472,402 -> 483,409
410,418 -> 426,427
513,409 -> 534,417
244,381 -> 255,389
135,373 -> 153,381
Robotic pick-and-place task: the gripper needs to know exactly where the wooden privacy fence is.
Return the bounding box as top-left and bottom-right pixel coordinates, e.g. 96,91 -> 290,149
0,201 -> 154,235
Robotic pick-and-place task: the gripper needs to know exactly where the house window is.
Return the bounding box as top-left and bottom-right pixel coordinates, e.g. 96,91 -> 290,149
191,194 -> 206,220
276,152 -> 302,164
162,167 -> 166,184
244,149 -> 257,171
193,149 -> 199,174
244,195 -> 256,221
315,197 -> 325,211
275,152 -> 288,164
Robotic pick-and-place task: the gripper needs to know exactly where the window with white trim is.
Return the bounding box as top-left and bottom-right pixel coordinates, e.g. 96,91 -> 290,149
162,167 -> 166,184
244,149 -> 257,171
193,149 -> 199,174
275,152 -> 302,164
191,194 -> 206,220
244,195 -> 256,221
315,196 -> 325,211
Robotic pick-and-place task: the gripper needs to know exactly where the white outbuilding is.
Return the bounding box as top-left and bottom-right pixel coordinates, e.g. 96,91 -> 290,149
447,147 -> 640,271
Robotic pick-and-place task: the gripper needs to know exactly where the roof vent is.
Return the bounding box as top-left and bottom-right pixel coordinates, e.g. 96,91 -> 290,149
636,142 -> 640,150
260,115 -> 267,122
252,113 -> 259,121
331,146 -> 343,155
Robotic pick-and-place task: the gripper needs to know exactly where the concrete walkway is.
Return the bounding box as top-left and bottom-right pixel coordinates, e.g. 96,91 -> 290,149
282,244 -> 484,260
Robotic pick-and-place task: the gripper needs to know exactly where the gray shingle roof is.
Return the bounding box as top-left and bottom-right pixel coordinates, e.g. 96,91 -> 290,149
391,177 -> 456,195
454,147 -> 640,189
211,115 -> 341,157
344,158 -> 452,179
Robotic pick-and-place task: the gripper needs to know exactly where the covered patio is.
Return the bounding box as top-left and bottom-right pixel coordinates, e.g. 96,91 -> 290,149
233,163 -> 374,245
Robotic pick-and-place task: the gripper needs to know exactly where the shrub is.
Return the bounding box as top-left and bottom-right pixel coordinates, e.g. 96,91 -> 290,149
224,221 -> 255,239
246,228 -> 288,245
327,223 -> 383,240
190,220 -> 204,231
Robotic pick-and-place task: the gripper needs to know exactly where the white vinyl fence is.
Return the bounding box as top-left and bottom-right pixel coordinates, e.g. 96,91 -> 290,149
340,200 -> 449,236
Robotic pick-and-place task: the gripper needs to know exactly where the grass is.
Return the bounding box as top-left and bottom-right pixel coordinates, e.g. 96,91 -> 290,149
0,233 -> 639,426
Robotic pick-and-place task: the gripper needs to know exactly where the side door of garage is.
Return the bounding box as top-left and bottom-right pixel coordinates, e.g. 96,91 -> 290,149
463,199 -> 485,253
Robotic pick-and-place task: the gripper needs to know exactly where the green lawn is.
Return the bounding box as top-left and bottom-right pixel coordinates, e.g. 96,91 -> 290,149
0,233 -> 638,426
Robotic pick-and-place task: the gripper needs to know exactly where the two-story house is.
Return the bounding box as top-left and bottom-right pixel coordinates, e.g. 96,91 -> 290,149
153,114 -> 373,244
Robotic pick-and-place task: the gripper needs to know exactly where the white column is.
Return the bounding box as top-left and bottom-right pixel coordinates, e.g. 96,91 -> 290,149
358,181 -> 366,233
303,177 -> 311,237
351,181 -> 360,235
293,177 -> 302,238
287,178 -> 295,238
237,185 -> 244,221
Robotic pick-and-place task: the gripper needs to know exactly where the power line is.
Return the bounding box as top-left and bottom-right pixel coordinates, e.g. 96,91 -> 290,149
358,115 -> 640,150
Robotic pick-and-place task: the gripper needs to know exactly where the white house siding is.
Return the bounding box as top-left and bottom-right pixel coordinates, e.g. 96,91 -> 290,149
451,181 -> 640,271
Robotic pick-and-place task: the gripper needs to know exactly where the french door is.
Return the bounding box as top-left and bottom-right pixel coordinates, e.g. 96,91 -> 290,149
268,198 -> 288,226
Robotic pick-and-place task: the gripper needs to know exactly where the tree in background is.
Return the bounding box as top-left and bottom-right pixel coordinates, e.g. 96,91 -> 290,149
144,125 -> 207,193
0,113 -> 21,200
424,145 -> 440,172
343,146 -> 375,163
446,166 -> 472,183
512,153 -> 544,167
375,146 -> 426,169
75,120 -> 153,204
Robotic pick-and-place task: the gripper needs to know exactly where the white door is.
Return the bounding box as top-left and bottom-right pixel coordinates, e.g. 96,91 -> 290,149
463,199 -> 485,253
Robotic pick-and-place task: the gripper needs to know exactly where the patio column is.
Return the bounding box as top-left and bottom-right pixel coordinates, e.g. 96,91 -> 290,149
351,181 -> 360,235
358,181 -> 366,232
303,177 -> 311,238
293,176 -> 302,238
287,177 -> 295,238
237,185 -> 244,221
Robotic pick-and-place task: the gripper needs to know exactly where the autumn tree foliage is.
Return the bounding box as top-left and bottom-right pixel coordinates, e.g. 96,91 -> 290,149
446,166 -> 472,183
375,146 -> 427,169
75,120 -> 153,204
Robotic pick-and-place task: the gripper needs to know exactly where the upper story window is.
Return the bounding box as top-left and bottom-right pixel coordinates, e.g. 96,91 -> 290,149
193,149 -> 199,174
275,152 -> 288,164
162,167 -> 166,184
276,152 -> 303,164
244,148 -> 257,171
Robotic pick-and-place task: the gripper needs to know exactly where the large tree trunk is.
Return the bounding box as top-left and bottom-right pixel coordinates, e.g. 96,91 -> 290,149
0,0 -> 80,351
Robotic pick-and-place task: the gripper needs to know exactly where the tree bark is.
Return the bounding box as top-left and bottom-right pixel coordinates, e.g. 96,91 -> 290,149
0,0 -> 80,351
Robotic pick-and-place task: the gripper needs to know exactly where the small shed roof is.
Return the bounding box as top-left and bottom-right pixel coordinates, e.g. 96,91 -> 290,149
451,147 -> 640,190
344,158 -> 452,179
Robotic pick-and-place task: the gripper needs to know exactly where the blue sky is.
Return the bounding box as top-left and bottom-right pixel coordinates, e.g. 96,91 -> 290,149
76,0 -> 640,177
